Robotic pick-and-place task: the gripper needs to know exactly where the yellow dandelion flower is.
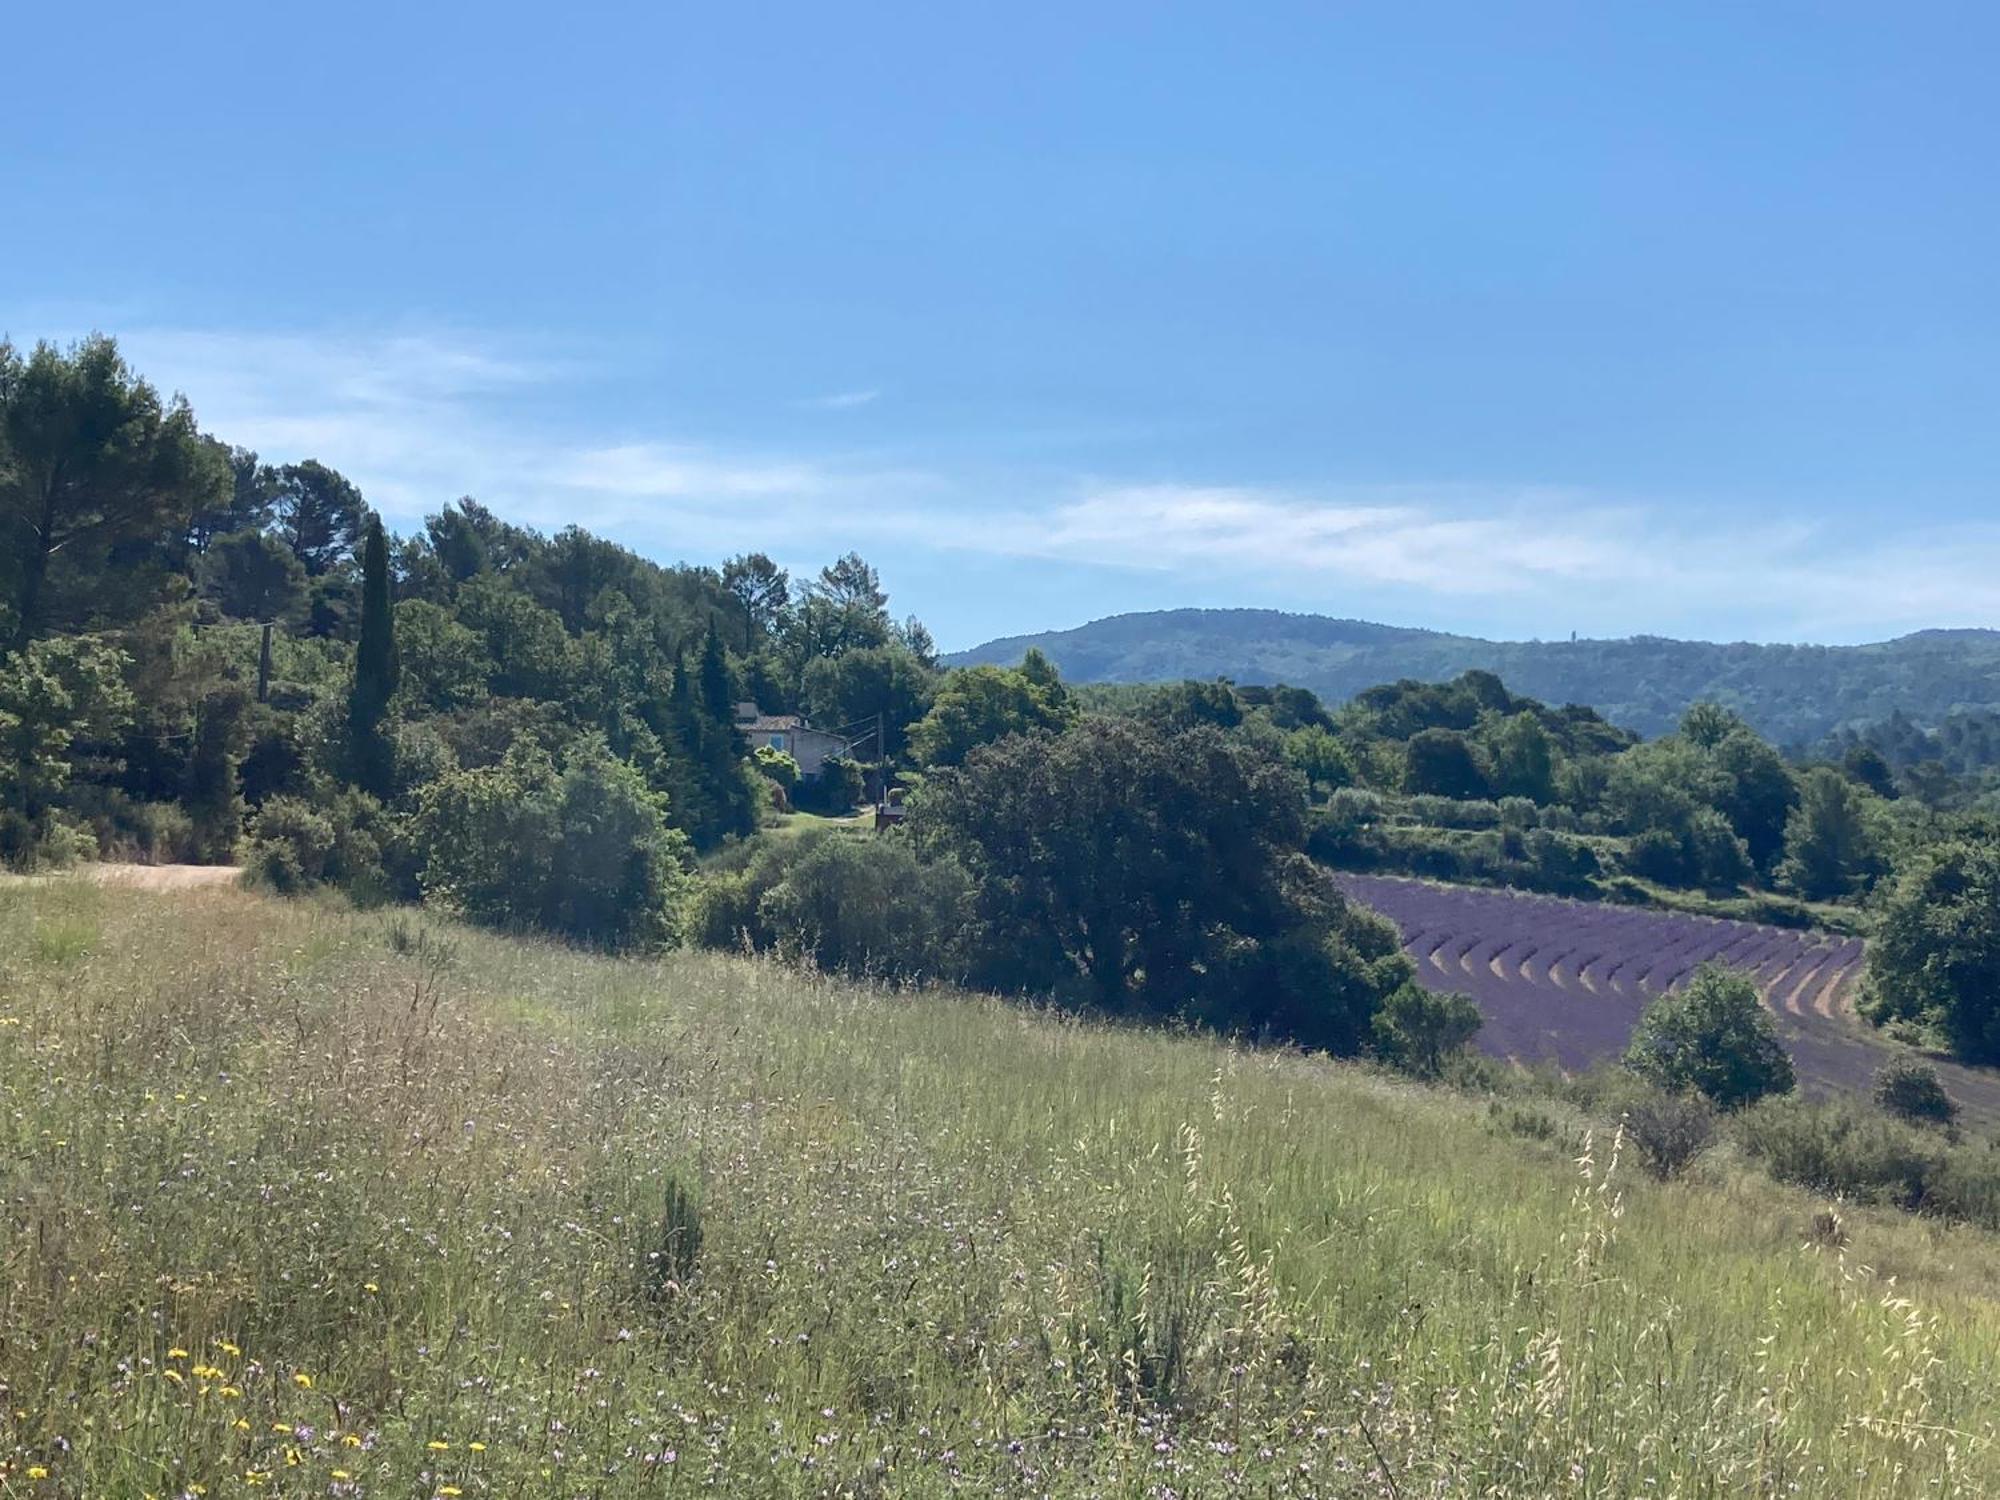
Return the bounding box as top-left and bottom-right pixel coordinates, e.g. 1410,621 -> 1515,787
284,1447 -> 302,1467
341,1433 -> 363,1447
332,1471 -> 353,1482
427,1439 -> 450,1451
363,1282 -> 379,1294
161,1368 -> 185,1385
219,1386 -> 242,1399
468,1441 -> 486,1452
243,1472 -> 269,1486
292,1371 -> 313,1389
217,1340 -> 242,1357
27,1466 -> 49,1480
232,1419 -> 251,1432
167,1347 -> 190,1359
439,1489 -> 463,1498
271,1422 -> 292,1433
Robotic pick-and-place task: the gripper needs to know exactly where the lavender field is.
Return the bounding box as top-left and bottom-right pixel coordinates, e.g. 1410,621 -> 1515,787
1337,874 -> 2000,1120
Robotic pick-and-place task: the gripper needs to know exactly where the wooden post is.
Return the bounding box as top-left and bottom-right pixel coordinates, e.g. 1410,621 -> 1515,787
256,621 -> 274,703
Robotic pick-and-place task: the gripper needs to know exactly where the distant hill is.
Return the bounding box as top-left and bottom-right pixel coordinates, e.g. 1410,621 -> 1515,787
948,610 -> 2000,743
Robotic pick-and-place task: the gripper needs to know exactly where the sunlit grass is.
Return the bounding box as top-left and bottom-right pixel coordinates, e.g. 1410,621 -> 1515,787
4,880 -> 2000,1495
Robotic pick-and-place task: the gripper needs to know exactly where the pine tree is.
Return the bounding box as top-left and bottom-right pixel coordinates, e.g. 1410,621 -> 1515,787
348,515 -> 400,798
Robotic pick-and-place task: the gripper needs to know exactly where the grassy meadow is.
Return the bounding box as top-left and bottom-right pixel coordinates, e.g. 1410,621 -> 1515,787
5,881 -> 2000,1497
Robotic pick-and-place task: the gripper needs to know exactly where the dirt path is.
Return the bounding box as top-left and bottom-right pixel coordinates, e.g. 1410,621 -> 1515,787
2,862 -> 242,891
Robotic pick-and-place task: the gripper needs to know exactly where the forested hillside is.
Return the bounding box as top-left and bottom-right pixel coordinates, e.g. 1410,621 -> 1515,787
952,608 -> 2000,743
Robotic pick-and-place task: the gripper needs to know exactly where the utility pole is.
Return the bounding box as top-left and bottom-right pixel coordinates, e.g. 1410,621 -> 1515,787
256,621 -> 274,703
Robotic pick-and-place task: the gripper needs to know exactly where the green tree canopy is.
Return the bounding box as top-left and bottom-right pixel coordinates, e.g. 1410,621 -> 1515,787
908,651 -> 1076,767
912,717 -> 1415,1052
272,460 -> 366,577
0,335 -> 228,650
1862,840 -> 2000,1063
1777,766 -> 1882,900
1624,964 -> 1796,1109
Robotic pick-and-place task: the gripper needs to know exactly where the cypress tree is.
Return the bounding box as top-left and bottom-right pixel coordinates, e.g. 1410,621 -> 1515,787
348,515 -> 400,797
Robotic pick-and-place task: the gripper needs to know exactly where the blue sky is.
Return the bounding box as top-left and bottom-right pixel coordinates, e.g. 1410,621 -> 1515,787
8,2 -> 1999,648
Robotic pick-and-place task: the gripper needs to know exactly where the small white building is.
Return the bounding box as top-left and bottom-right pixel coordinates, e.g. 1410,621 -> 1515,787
735,703 -> 852,779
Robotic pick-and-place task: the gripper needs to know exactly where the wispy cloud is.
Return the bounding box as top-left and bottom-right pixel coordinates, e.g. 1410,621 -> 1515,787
109,327 -> 929,551
69,324 -> 2000,643
942,481 -> 2000,640
797,388 -> 880,411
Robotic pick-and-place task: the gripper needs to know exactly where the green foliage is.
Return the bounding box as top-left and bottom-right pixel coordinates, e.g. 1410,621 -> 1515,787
412,741 -> 692,949
800,644 -> 935,758
392,600 -> 491,711
346,515 -> 399,799
913,717 -> 1412,1052
0,636 -> 135,823
272,459 -> 365,578
909,649 -> 1077,767
1282,723 -> 1354,790
1371,984 -> 1482,1077
1401,727 -> 1489,798
0,335 -> 229,649
1872,1058 -> 1959,1129
1623,964 -> 1796,1110
1734,1095 -> 1943,1211
691,828 -> 973,982
1777,766 -> 1883,900
196,529 -> 308,623
1863,840 -> 2000,1063
751,744 -> 800,791
182,687 -> 249,863
950,606 -> 2000,744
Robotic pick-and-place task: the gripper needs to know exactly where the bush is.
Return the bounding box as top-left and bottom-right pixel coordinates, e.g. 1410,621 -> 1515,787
245,789 -> 399,899
1621,1086 -> 1718,1180
0,809 -> 96,871
793,756 -> 865,815
689,828 -> 972,984
412,741 -> 692,949
753,745 -> 800,791
1735,1096 -> 1941,1210
1872,1059 -> 1958,1129
1623,964 -> 1796,1110
65,787 -> 198,863
245,795 -> 337,893
1372,984 -> 1483,1078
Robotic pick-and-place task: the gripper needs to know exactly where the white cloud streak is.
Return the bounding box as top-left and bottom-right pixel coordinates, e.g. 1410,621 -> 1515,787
83,325 -> 2000,643
797,388 -> 880,410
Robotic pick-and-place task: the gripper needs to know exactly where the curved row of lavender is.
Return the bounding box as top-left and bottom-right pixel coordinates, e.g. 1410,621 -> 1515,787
1336,873 -> 2000,1119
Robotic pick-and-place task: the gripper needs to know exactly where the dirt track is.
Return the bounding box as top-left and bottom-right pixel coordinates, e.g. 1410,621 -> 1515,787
2,862 -> 242,891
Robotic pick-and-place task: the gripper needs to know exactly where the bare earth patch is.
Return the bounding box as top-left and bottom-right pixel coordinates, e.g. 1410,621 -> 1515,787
1,862 -> 241,891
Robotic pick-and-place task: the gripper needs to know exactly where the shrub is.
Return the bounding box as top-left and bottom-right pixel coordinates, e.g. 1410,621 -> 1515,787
1372,984 -> 1483,1078
245,789 -> 399,899
412,741 -> 692,950
688,828 -> 972,984
1872,1059 -> 1958,1129
245,796 -> 337,893
1621,1087 -> 1718,1180
1735,1095 -> 1941,1210
793,756 -> 864,815
753,745 -> 800,791
1623,964 -> 1796,1110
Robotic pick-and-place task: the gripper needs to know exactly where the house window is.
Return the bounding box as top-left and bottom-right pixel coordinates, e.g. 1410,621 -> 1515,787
768,734 -> 787,750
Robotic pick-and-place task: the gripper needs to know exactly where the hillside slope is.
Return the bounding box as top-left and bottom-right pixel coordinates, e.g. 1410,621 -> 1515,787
7,879 -> 2000,1496
950,609 -> 2000,740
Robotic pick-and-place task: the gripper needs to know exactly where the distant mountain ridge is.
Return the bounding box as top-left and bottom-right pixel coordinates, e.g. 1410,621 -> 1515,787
947,609 -> 2000,743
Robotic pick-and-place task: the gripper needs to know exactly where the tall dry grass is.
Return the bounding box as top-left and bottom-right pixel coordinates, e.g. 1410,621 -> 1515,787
4,879 -> 2000,1496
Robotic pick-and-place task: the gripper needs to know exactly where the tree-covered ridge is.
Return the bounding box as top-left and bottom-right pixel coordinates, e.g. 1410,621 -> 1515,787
951,607 -> 2000,744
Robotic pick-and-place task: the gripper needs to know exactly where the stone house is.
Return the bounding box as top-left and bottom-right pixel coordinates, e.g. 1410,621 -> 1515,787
734,703 -> 852,779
